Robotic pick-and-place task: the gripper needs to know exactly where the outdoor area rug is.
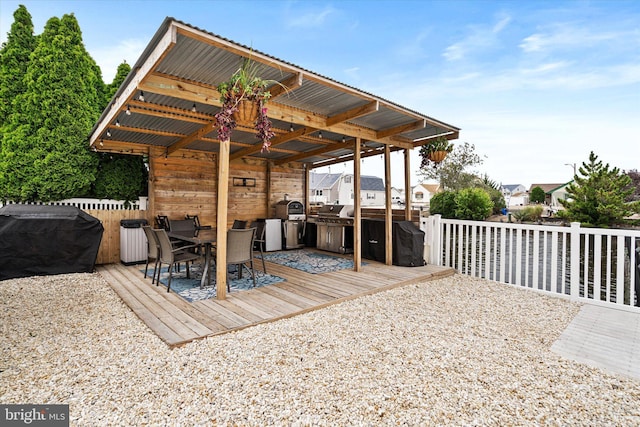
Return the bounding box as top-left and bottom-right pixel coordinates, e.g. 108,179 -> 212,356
144,265 -> 285,302
257,249 -> 361,274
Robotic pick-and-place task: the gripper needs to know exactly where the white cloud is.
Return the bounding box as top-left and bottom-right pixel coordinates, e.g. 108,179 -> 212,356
442,12 -> 511,61
520,24 -> 626,53
284,5 -> 336,29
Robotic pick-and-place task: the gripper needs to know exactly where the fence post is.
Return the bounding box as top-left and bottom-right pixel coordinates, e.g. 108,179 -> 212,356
426,214 -> 442,266
570,222 -> 581,300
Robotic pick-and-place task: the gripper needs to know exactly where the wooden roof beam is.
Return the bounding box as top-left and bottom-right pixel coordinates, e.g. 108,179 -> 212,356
269,72 -> 303,99
274,139 -> 353,165
411,130 -> 460,148
376,119 -> 426,139
229,126 -> 316,160
325,101 -> 378,127
167,122 -> 217,155
140,74 -> 389,143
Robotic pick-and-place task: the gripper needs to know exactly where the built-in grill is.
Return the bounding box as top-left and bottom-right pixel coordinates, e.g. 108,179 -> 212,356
315,204 -> 354,225
315,204 -> 354,254
274,199 -> 305,249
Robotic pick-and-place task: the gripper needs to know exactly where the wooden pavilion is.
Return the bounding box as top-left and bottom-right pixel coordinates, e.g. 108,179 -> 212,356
89,18 -> 460,299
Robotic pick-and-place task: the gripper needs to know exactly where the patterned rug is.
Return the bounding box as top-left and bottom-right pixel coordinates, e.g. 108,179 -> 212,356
145,264 -> 285,302
258,249 -> 361,274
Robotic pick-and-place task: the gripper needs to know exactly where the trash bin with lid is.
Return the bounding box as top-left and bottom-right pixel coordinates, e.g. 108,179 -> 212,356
120,219 -> 149,265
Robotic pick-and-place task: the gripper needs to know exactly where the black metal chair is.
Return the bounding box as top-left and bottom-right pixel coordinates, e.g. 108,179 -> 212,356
250,220 -> 267,273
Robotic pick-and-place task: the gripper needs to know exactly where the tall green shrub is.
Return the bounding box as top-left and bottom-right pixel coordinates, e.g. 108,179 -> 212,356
0,14 -> 103,201
0,5 -> 36,128
429,191 -> 457,218
454,188 -> 494,220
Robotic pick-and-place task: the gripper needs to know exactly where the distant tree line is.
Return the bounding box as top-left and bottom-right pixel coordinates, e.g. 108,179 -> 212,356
0,5 -> 146,203
419,140 -> 639,227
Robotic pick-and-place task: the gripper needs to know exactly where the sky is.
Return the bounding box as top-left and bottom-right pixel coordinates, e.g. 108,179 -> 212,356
1,0 -> 638,190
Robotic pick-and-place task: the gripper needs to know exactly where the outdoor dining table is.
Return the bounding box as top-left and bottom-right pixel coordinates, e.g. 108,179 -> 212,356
168,229 -> 216,289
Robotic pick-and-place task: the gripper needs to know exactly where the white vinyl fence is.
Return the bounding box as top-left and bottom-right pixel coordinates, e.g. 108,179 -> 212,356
1,197 -> 147,210
422,215 -> 640,312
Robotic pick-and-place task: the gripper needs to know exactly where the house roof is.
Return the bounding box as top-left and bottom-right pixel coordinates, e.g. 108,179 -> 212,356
502,184 -> 524,192
89,17 -> 460,168
361,175 -> 384,191
309,172 -> 342,190
413,183 -> 440,194
530,183 -> 571,194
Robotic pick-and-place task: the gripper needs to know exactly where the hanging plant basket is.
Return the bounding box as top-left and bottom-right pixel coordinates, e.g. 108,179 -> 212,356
427,150 -> 449,163
232,99 -> 260,125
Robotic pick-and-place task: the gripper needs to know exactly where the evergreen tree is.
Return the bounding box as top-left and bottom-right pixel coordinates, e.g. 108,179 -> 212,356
0,14 -> 102,201
0,5 -> 36,139
91,60 -> 147,202
530,186 -> 545,204
106,61 -> 131,100
559,152 -> 640,227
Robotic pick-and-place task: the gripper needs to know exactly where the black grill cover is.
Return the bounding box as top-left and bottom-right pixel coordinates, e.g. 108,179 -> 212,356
361,219 -> 425,266
0,205 -> 104,280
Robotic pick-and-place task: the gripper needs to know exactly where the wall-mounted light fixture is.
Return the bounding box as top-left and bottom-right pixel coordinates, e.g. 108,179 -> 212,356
233,177 -> 256,187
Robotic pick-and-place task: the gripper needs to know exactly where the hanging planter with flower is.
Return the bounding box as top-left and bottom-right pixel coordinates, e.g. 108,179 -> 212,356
419,136 -> 454,168
215,57 -> 281,152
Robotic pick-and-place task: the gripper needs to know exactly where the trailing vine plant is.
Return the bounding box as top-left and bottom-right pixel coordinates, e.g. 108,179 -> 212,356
215,56 -> 278,152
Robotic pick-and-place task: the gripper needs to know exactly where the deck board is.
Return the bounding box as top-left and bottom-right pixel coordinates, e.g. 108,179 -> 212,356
97,254 -> 455,346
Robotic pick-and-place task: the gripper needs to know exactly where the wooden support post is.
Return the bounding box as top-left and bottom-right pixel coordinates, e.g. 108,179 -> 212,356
384,145 -> 393,265
404,149 -> 411,221
215,138 -> 230,300
304,165 -> 310,217
266,162 -> 272,217
353,138 -> 362,272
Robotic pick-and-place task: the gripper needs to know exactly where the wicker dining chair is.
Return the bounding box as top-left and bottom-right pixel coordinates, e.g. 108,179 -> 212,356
142,225 -> 161,284
154,229 -> 202,293
225,227 -> 257,291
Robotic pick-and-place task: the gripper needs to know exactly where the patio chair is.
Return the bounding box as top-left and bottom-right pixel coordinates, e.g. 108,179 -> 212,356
186,214 -> 212,230
232,219 -> 247,229
155,215 -> 169,230
142,225 -> 161,284
225,227 -> 257,291
168,218 -> 196,233
155,228 -> 203,293
249,220 -> 267,273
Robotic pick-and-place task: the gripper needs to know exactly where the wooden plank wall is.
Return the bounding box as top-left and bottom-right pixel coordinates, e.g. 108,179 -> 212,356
148,146 -> 306,229
86,209 -> 149,265
148,147 -> 217,228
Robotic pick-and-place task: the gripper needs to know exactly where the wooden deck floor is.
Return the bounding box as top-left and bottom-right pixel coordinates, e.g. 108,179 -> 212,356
97,252 -> 455,347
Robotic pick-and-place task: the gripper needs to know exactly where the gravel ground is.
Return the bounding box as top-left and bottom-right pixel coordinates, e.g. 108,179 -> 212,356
1,272 -> 639,426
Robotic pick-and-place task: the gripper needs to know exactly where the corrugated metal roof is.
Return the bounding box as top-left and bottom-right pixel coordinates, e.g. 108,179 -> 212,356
89,17 -> 460,166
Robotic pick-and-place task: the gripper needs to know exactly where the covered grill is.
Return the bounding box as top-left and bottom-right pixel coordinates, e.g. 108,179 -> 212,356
315,204 -> 354,253
274,199 -> 305,249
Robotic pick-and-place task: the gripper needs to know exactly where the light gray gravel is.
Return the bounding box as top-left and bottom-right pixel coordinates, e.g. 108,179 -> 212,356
1,272 -> 639,426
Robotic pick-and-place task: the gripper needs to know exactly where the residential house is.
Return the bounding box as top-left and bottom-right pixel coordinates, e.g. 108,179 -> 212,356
309,172 -> 386,206
411,183 -> 440,208
501,184 -> 529,207
529,182 -> 572,209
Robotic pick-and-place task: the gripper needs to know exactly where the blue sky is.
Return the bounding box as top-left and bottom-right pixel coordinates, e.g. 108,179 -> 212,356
1,0 -> 638,189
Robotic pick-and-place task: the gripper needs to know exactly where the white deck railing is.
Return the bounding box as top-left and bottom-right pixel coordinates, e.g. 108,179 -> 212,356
422,215 -> 640,312
1,197 -> 148,210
